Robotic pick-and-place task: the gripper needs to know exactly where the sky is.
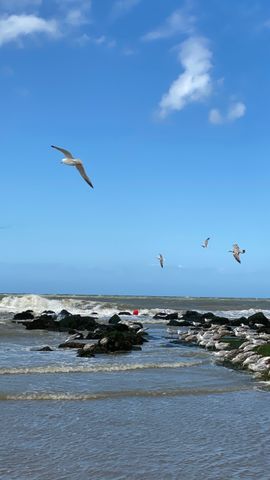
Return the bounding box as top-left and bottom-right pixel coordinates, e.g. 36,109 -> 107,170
1,0 -> 270,297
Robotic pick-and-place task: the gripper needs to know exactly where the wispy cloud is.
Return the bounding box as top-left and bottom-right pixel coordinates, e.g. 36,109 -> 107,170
142,8 -> 195,42
0,14 -> 59,47
227,102 -> 246,121
112,0 -> 141,19
75,33 -> 116,49
61,0 -> 92,27
209,102 -> 246,125
158,36 -> 212,119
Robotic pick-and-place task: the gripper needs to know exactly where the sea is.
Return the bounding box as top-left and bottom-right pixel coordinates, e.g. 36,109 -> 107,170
1,294 -> 270,480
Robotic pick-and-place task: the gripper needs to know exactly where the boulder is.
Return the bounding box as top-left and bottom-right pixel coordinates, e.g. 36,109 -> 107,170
59,341 -> 87,349
78,328 -> 146,356
167,319 -> 191,327
230,317 -> 249,327
13,310 -> 34,320
248,312 -> 270,327
153,312 -> 168,319
23,315 -> 57,330
36,346 -> 53,351
41,310 -> 56,316
108,314 -> 121,324
58,315 -> 97,330
118,311 -> 132,315
165,312 -> 178,320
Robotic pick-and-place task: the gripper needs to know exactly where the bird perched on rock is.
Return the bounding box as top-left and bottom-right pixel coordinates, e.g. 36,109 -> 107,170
229,244 -> 246,263
202,237 -> 210,248
51,145 -> 94,188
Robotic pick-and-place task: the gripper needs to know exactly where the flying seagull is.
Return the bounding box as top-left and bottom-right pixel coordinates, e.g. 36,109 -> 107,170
229,244 -> 246,264
202,237 -> 210,248
51,145 -> 94,188
157,254 -> 164,268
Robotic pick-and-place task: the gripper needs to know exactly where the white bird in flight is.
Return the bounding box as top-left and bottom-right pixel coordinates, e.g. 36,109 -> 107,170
202,237 -> 210,248
229,244 -> 246,264
51,145 -> 94,188
157,254 -> 164,268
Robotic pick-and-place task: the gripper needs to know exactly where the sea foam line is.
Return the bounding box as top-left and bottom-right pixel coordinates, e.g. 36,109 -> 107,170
0,385 -> 251,401
0,360 -> 203,375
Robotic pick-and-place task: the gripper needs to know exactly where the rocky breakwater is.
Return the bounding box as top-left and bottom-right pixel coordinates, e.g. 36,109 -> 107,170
168,310 -> 270,380
13,310 -> 148,356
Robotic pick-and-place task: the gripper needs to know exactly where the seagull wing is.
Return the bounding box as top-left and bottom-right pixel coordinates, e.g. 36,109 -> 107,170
75,162 -> 94,188
233,252 -> 241,263
160,255 -> 164,268
51,145 -> 74,159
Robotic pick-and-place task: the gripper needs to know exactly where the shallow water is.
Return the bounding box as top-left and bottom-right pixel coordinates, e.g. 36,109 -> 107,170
1,294 -> 270,479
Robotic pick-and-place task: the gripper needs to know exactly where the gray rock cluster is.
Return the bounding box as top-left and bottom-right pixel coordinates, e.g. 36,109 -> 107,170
170,311 -> 270,380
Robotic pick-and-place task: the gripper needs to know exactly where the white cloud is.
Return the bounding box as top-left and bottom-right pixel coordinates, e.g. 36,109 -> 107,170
142,9 -> 195,41
158,36 -> 212,118
112,0 -> 141,18
65,9 -> 88,27
227,102 -> 246,121
209,102 -> 246,125
209,108 -> 223,124
75,33 -> 116,49
0,14 -> 59,46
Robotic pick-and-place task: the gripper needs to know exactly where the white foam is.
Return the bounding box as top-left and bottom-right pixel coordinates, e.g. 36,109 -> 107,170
0,360 -> 202,375
0,294 -> 177,322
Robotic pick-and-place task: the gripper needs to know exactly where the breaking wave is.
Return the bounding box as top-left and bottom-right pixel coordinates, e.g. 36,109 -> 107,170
0,385 -> 251,401
0,294 -> 177,323
0,360 -> 203,375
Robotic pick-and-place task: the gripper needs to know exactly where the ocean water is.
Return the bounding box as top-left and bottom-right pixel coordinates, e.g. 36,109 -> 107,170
1,294 -> 270,480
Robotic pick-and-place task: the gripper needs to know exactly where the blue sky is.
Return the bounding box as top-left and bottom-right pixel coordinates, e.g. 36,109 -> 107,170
1,0 -> 270,297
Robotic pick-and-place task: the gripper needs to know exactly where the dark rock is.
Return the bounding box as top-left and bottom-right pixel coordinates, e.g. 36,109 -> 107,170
77,344 -> 98,357
118,311 -> 132,315
59,341 -> 87,349
153,312 -> 168,319
165,312 -> 179,320
108,314 -> 121,324
167,319 -> 191,326
182,311 -> 203,321
131,321 -> 143,329
42,310 -> 56,316
57,309 -> 71,318
78,328 -> 146,356
23,315 -> 58,330
58,315 -> 97,330
230,317 -> 249,327
257,326 -> 270,334
14,310 -> 34,320
248,312 -> 270,327
36,346 -> 53,351
209,316 -> 230,326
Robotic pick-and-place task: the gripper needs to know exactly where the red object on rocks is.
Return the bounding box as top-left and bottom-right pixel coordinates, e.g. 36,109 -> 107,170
133,309 -> 139,316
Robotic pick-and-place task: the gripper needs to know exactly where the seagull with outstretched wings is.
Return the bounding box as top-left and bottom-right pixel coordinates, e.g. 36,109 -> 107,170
51,145 -> 94,189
